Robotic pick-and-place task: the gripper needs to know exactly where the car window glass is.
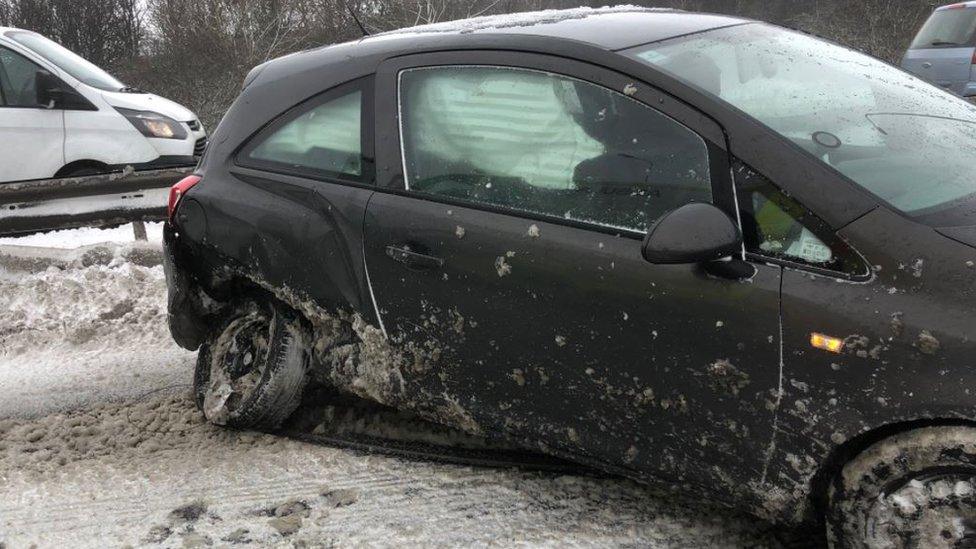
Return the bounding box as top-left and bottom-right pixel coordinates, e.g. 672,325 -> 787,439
735,160 -> 864,276
245,90 -> 362,178
911,8 -> 976,49
633,24 -> 976,225
0,47 -> 42,107
398,66 -> 712,232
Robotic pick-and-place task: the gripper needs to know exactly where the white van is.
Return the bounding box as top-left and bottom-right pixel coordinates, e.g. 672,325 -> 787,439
0,28 -> 206,183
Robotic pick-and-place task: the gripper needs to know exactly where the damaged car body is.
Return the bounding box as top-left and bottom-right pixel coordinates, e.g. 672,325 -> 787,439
163,8 -> 976,546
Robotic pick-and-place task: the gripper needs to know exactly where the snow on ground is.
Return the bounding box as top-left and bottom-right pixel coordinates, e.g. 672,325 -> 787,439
0,245 -> 781,548
0,257 -> 187,418
0,222 -> 164,249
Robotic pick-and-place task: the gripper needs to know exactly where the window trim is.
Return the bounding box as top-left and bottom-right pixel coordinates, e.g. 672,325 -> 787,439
235,76 -> 375,186
0,61 -> 7,106
392,185 -> 649,240
394,63 -> 722,237
747,250 -> 872,282
733,160 -> 872,281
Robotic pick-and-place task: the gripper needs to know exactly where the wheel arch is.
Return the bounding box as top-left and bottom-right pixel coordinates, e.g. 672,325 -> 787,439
54,159 -> 110,178
808,416 -> 976,522
192,272 -> 317,335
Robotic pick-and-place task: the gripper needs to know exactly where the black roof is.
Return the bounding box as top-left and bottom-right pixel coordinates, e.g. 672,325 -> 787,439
372,7 -> 750,51
246,8 -> 751,92
240,8 -> 752,110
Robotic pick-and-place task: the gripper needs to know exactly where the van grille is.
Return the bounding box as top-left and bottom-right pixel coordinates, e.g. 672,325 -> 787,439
194,136 -> 207,157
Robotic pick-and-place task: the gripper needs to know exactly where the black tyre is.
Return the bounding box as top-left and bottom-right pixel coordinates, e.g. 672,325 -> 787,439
193,300 -> 309,430
827,426 -> 976,548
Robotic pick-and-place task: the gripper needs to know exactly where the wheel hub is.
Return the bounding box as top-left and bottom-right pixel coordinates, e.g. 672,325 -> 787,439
203,312 -> 271,424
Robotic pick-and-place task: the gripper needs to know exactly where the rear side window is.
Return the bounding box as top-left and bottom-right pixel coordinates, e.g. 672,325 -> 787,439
398,66 -> 712,233
0,47 -> 43,107
240,89 -> 363,180
911,8 -> 976,49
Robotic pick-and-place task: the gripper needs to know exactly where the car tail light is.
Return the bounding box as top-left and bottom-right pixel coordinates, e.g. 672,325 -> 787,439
168,175 -> 201,223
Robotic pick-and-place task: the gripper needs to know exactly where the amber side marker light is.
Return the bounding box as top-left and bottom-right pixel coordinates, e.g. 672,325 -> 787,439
811,332 -> 844,354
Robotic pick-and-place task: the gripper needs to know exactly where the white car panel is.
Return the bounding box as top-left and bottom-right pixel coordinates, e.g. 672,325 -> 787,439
63,106 -> 159,167
0,107 -> 64,181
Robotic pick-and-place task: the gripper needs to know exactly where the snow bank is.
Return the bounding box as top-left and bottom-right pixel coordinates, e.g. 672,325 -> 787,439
0,222 -> 164,249
0,260 -> 192,418
0,261 -> 169,351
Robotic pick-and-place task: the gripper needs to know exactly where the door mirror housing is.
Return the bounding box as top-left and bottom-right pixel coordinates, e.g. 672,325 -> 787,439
642,203 -> 742,264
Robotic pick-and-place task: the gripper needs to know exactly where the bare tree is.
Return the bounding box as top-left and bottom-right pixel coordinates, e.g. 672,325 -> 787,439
126,0 -> 368,128
1,0 -> 143,71
0,0 -> 11,25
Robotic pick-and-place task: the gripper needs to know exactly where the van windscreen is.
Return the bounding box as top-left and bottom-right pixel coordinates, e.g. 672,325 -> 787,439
911,7 -> 976,49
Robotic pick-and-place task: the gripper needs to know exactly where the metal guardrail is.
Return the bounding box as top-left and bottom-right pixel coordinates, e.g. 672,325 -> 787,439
0,167 -> 192,237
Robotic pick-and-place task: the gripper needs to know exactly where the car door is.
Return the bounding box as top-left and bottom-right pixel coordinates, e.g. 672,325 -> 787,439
363,52 -> 783,495
0,45 -> 64,182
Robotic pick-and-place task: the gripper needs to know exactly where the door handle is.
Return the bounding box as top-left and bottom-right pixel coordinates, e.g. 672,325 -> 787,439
386,245 -> 444,270
922,62 -> 933,68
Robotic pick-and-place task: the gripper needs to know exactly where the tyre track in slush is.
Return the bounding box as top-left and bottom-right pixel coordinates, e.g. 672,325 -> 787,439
0,255 -> 780,547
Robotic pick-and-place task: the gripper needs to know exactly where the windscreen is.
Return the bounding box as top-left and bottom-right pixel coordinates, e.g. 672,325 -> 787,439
631,23 -> 976,226
6,31 -> 125,91
910,6 -> 976,49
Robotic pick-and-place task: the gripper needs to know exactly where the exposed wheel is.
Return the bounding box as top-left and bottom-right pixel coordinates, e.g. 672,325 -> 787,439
194,299 -> 309,430
827,426 -> 976,548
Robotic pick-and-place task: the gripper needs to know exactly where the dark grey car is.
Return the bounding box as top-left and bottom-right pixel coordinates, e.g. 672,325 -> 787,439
164,8 -> 976,547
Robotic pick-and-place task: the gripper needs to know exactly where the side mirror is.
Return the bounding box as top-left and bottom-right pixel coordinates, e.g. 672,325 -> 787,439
642,203 -> 742,264
36,71 -> 65,109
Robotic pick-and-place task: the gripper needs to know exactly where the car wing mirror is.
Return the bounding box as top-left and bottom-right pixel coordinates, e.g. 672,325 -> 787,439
642,203 -> 742,264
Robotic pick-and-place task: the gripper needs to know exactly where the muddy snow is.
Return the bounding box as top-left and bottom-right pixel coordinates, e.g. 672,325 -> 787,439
0,241 -> 783,547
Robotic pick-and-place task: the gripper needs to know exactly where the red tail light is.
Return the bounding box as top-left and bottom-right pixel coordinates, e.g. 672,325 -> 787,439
168,175 -> 201,223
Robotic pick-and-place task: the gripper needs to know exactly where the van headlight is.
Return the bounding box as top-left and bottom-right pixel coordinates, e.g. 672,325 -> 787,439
116,108 -> 188,140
